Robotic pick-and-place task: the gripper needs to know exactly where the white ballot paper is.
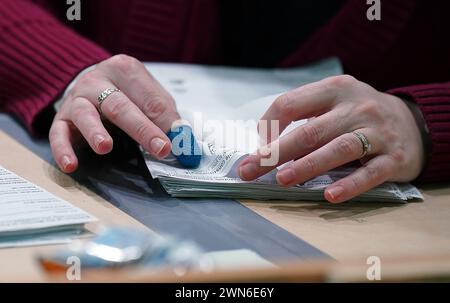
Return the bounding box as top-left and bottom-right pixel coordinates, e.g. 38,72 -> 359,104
142,58 -> 423,203
0,166 -> 96,248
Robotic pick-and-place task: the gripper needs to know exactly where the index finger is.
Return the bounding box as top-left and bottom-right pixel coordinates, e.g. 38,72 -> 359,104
259,77 -> 339,143
101,55 -> 180,132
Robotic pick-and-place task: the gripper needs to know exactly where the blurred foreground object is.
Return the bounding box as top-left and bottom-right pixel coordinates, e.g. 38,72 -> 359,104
39,227 -> 207,275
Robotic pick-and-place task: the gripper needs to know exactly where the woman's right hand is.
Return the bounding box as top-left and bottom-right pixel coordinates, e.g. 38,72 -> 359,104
49,54 -> 181,173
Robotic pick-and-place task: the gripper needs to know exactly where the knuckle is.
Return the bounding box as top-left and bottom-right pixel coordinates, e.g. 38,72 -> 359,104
102,95 -> 129,120
141,94 -> 168,120
336,136 -> 357,155
337,106 -> 352,121
389,149 -> 406,165
80,110 -> 99,124
301,157 -> 318,175
349,175 -> 362,192
70,106 -> 85,119
82,70 -> 97,82
355,100 -> 381,117
70,99 -> 97,119
364,164 -> 380,181
384,160 -> 396,177
383,127 -> 398,143
325,74 -> 356,88
70,101 -> 87,117
273,93 -> 294,118
134,121 -> 151,143
76,71 -> 98,88
297,124 -> 322,148
109,54 -> 139,75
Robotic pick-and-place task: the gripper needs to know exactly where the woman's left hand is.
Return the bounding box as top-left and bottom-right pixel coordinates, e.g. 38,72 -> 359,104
238,75 -> 426,203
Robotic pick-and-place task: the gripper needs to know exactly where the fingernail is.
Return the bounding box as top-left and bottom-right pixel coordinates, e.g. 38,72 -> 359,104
150,137 -> 167,156
94,134 -> 105,149
62,155 -> 71,170
239,162 -> 259,180
276,168 -> 296,185
327,186 -> 344,200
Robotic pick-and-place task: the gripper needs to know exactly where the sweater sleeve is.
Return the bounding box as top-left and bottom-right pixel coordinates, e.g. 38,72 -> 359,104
388,83 -> 450,183
0,0 -> 110,134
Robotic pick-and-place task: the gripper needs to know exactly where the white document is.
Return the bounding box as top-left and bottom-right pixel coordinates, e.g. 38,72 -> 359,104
143,59 -> 423,202
0,166 -> 97,247
143,143 -> 422,202
0,229 -> 92,249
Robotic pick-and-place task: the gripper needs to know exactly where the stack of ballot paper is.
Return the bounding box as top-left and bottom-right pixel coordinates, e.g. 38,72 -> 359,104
0,166 -> 96,248
141,59 -> 423,203
143,143 -> 422,203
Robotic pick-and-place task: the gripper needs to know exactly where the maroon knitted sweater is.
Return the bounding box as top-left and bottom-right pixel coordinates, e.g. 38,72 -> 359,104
1,0 -> 450,182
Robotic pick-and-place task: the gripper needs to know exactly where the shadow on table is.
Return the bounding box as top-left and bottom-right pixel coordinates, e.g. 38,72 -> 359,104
268,201 -> 404,222
70,136 -> 162,203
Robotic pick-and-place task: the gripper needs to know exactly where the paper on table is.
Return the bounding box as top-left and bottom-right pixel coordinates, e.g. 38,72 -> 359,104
143,143 -> 423,202
0,229 -> 92,249
0,166 -> 97,247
